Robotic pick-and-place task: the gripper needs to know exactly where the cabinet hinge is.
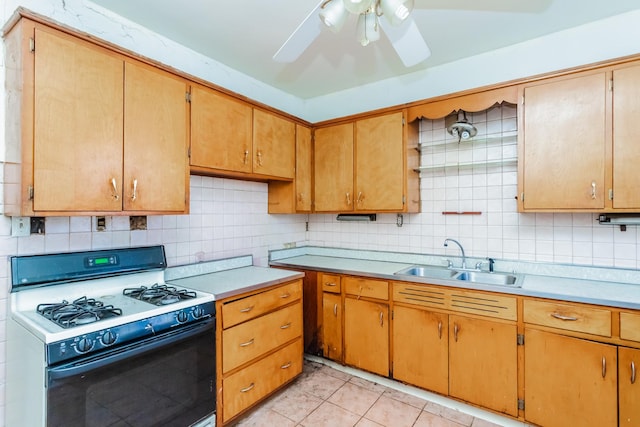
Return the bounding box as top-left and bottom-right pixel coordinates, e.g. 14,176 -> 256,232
520,192 -> 524,202
187,146 -> 191,158
520,94 -> 525,106
518,399 -> 525,410
28,185 -> 34,201
608,188 -> 613,200
185,91 -> 191,103
517,334 -> 524,346
609,78 -> 614,92
29,37 -> 35,52
402,195 -> 406,205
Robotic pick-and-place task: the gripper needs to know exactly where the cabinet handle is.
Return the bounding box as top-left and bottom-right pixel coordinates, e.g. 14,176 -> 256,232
239,305 -> 254,313
602,356 -> 606,378
357,191 -> 364,205
280,322 -> 292,329
346,192 -> 351,205
280,293 -> 291,299
243,150 -> 249,164
438,321 -> 442,339
551,312 -> 578,321
256,150 -> 263,166
591,181 -> 597,199
281,361 -> 292,369
454,323 -> 459,342
379,311 -> 384,327
298,193 -> 304,202
110,178 -> 119,200
239,338 -> 254,347
131,179 -> 138,202
240,383 -> 255,393
632,361 -> 637,385
333,303 -> 338,317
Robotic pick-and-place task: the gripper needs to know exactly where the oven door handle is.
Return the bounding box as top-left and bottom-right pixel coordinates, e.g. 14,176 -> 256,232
47,318 -> 214,383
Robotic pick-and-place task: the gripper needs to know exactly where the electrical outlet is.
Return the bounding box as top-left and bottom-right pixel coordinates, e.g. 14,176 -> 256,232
11,217 -> 30,237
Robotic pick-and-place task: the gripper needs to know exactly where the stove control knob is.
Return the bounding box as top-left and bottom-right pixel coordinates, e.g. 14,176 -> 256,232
76,337 -> 94,353
176,310 -> 189,323
101,330 -> 117,346
192,306 -> 205,319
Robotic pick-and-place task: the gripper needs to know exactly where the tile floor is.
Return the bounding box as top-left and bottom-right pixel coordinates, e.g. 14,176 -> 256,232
231,357 -> 528,427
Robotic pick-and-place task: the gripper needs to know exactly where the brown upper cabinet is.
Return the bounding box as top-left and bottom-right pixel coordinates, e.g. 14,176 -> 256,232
4,20 -> 189,216
314,111 -> 419,213
190,84 -> 296,181
518,61 -> 640,212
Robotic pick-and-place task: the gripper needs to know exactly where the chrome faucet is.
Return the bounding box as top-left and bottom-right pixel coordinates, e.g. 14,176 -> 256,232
443,238 -> 466,269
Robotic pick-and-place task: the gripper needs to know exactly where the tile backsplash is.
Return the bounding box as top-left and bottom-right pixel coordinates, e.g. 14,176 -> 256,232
307,104 -> 640,269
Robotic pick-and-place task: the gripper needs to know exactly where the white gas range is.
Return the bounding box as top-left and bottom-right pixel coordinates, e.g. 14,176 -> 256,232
7,245 -> 217,427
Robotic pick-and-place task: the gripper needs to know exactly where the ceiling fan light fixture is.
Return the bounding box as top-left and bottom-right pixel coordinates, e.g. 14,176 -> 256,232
343,0 -> 375,15
319,0 -> 349,33
379,0 -> 414,25
356,11 -> 380,46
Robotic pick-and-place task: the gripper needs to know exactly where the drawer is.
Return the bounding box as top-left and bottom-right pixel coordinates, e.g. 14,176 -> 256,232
320,273 -> 341,293
222,280 -> 301,328
523,299 -> 611,337
344,277 -> 388,300
222,338 -> 303,422
620,312 -> 640,342
393,282 -> 448,310
450,288 -> 517,321
223,302 -> 302,373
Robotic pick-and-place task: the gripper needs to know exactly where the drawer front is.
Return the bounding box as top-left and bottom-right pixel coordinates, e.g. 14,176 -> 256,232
320,273 -> 341,293
344,277 -> 388,300
523,299 -> 611,337
620,312 -> 640,342
450,288 -> 517,321
223,302 -> 302,373
393,282 -> 448,310
222,338 -> 303,422
222,280 -> 302,328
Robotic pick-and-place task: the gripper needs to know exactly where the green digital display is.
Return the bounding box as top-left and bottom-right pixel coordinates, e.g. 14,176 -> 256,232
94,257 -> 109,265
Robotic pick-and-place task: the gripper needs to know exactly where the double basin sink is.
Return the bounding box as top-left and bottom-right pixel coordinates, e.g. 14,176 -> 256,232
394,265 -> 521,287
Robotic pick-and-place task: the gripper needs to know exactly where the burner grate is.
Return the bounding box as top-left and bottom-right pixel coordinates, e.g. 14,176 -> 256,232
123,283 -> 196,306
37,296 -> 123,328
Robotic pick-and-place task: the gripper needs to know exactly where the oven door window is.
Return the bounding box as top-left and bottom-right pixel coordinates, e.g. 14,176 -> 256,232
46,323 -> 215,427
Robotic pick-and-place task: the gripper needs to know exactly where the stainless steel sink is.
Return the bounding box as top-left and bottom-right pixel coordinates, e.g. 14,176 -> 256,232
454,271 -> 520,286
394,265 -> 457,280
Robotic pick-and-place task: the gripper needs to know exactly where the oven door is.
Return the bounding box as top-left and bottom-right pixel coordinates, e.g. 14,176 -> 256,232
46,318 -> 215,427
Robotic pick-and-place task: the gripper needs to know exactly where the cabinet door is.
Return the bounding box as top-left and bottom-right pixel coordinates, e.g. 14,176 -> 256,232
521,72 -> 607,210
393,306 -> 448,395
344,297 -> 389,376
190,85 -> 252,173
613,64 -> 640,209
524,328 -> 617,427
253,109 -> 295,179
449,315 -> 518,416
355,112 -> 405,211
123,61 -> 189,212
322,292 -> 343,362
295,125 -> 313,212
619,346 -> 640,426
314,123 -> 354,212
33,27 -> 123,212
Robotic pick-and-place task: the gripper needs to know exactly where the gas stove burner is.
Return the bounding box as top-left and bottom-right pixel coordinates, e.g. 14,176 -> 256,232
123,283 -> 197,306
37,296 -> 123,328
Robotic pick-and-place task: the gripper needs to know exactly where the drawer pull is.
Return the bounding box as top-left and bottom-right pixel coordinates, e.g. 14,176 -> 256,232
239,305 -> 254,313
281,361 -> 292,369
602,356 -> 607,378
240,383 -> 255,393
239,338 -> 255,347
280,322 -> 292,329
551,312 -> 578,321
632,361 -> 637,385
325,282 -> 337,287
280,293 -> 291,299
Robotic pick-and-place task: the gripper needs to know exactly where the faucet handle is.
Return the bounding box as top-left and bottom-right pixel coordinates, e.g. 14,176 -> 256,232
444,259 -> 454,269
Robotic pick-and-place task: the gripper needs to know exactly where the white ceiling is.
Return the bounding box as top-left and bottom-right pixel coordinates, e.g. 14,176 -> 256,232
88,0 -> 640,100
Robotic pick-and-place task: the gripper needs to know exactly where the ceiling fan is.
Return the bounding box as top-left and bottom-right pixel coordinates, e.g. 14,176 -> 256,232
273,0 -> 431,67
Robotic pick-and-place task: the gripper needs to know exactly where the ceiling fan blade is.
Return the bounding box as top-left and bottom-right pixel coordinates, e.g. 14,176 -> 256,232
273,1 -> 325,63
380,15 -> 431,67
